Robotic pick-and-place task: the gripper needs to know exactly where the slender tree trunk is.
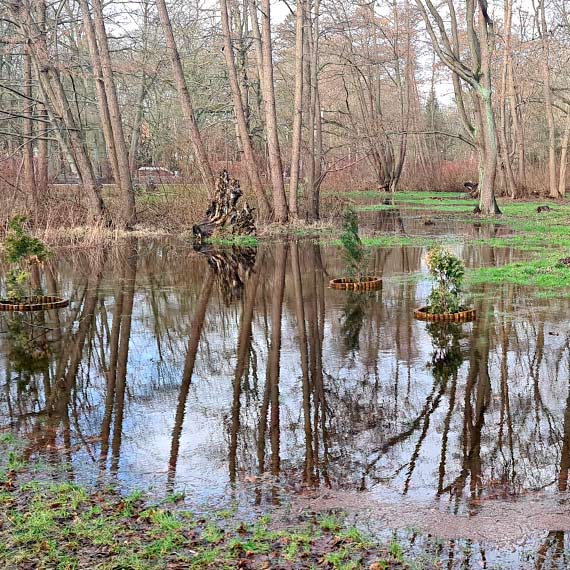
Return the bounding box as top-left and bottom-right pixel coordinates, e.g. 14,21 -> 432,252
507,63 -> 525,190
78,0 -> 121,188
538,0 -> 559,198
90,0 -> 136,226
558,112 -> 570,198
32,55 -> 105,219
220,0 -> 272,217
34,0 -> 49,197
247,0 -> 267,144
476,4 -> 501,215
288,0 -> 304,217
155,0 -> 215,193
478,91 -> 501,214
22,48 -> 36,207
129,75 -> 147,177
308,0 -> 321,219
498,3 -> 517,199
499,0 -> 521,198
303,23 -> 315,219
260,0 -> 288,222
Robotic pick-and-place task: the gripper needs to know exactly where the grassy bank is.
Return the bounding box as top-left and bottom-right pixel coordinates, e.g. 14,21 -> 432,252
4,187 -> 570,257
0,435 -> 422,569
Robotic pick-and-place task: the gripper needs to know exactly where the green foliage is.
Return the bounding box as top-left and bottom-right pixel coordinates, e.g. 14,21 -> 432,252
425,246 -> 465,314
340,209 -> 365,279
2,217 -> 50,302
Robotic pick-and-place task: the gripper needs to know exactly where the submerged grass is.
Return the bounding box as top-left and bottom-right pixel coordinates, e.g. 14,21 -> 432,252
0,436 -> 430,570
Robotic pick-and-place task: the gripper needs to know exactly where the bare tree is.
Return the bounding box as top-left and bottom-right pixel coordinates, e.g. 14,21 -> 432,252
415,0 -> 501,214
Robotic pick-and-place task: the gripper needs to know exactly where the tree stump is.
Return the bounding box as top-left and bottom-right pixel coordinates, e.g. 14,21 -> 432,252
192,170 -> 256,243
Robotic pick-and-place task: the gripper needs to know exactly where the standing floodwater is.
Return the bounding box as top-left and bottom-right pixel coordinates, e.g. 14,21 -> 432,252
0,237 -> 568,516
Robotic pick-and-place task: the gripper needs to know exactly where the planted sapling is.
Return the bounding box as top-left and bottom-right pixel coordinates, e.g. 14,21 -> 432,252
2,216 -> 50,303
424,246 -> 465,314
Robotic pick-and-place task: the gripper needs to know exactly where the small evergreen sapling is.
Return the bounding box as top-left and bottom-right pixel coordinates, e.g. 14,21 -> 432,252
2,217 -> 50,302
340,209 -> 365,281
424,246 -> 465,314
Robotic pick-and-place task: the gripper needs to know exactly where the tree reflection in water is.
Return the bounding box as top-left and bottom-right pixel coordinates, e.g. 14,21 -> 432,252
2,239 -> 570,546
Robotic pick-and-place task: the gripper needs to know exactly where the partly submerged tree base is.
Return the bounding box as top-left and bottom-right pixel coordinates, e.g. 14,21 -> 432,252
0,296 -> 69,312
414,306 -> 476,322
330,277 -> 382,291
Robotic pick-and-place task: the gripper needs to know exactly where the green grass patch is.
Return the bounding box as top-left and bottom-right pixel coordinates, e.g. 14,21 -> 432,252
0,435 -> 434,570
468,256 -> 570,290
205,234 -> 259,247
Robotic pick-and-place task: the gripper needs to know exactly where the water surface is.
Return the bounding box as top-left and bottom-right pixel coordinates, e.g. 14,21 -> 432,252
2,224 -> 570,565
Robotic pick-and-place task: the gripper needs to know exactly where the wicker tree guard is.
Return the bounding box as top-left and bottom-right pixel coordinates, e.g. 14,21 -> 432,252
414,307 -> 476,322
329,277 -> 382,291
0,296 -> 69,312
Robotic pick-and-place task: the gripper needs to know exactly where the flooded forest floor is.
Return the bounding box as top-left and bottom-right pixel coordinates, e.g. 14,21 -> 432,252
3,190 -> 570,568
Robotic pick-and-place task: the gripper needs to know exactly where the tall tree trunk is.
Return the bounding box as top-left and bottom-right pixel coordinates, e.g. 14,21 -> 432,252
34,0 -> 48,197
476,2 -> 501,214
155,0 -> 216,193
558,112 -> 570,198
78,0 -> 121,189
32,56 -> 105,219
308,0 -> 321,219
260,0 -> 288,221
498,0 -> 517,198
507,62 -> 525,190
478,91 -> 501,214
303,23 -> 315,219
288,0 -> 304,217
22,48 -> 36,207
90,0 -> 136,226
220,0 -> 272,217
538,0 -> 559,198
129,75 -> 147,177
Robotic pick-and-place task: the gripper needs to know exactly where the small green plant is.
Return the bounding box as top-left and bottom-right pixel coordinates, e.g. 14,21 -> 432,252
2,216 -> 50,302
424,246 -> 465,314
340,209 -> 365,280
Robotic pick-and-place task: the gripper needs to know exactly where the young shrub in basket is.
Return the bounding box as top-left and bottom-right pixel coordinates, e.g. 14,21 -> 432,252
2,216 -> 50,303
340,208 -> 365,281
425,246 -> 465,314
331,209 -> 380,291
